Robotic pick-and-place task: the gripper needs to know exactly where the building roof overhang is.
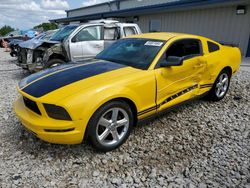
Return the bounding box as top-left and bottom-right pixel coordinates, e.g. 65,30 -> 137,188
50,0 -> 249,23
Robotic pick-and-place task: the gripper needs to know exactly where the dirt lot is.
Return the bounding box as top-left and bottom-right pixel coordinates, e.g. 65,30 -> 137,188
0,48 -> 249,187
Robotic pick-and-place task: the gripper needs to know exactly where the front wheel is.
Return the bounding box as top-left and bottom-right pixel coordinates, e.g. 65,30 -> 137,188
44,58 -> 65,69
87,101 -> 134,152
206,69 -> 231,101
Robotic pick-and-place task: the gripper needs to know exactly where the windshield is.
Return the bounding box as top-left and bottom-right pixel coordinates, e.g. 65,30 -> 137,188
42,30 -> 58,40
50,25 -> 78,41
96,38 -> 165,70
33,33 -> 45,40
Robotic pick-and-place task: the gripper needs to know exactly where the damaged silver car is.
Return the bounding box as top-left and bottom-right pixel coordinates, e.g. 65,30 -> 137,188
17,29 -> 62,72
11,30 -> 57,58
17,20 -> 141,72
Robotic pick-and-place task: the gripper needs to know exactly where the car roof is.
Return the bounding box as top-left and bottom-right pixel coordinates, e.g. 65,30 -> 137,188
128,32 -> 201,41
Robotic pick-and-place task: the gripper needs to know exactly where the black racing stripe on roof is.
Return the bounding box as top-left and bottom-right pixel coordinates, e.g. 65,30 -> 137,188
22,62 -> 126,98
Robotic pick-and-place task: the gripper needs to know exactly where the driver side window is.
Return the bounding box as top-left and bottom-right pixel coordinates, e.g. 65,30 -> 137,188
166,39 -> 201,58
156,39 -> 202,68
74,26 -> 101,42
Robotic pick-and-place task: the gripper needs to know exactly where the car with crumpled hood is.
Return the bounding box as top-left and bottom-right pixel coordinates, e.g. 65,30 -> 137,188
18,20 -> 141,72
10,33 -> 46,57
15,30 -> 58,66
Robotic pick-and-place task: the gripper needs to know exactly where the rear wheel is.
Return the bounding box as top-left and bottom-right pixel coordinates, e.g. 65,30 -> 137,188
44,58 -> 65,69
87,101 -> 134,152
206,69 -> 231,101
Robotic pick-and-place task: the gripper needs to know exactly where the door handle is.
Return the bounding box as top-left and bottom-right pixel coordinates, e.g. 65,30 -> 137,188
94,45 -> 102,48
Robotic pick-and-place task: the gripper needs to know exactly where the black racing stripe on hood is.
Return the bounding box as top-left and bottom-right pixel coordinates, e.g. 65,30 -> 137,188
22,62 -> 126,98
19,63 -> 78,88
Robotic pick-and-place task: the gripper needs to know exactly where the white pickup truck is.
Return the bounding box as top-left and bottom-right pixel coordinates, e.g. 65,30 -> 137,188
17,20 -> 142,72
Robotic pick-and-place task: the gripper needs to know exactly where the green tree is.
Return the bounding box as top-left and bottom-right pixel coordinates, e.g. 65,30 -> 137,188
0,25 -> 15,36
34,22 -> 58,31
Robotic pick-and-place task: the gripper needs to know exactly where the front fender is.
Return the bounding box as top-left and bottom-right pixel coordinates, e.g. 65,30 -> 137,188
55,86 -> 144,138
61,85 -> 142,122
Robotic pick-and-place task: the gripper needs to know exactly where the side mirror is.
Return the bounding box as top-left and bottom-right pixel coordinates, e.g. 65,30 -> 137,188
160,56 -> 184,67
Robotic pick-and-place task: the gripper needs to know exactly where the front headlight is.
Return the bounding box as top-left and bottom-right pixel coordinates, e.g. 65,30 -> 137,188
43,104 -> 72,121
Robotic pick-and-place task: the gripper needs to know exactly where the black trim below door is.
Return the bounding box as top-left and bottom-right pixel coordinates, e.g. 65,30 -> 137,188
137,84 -> 199,117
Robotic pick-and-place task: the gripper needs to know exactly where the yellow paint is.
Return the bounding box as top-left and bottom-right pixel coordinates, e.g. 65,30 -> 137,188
14,32 -> 241,144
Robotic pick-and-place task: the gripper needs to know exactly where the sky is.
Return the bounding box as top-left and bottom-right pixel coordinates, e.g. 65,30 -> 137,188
0,0 -> 110,30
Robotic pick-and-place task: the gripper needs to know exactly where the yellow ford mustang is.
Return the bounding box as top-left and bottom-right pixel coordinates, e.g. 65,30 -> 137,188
14,33 -> 241,151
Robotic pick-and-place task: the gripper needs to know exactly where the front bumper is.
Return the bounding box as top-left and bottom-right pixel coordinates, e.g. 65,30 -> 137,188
15,62 -> 43,72
14,97 -> 85,144
15,61 -> 28,69
17,48 -> 44,72
16,62 -> 43,72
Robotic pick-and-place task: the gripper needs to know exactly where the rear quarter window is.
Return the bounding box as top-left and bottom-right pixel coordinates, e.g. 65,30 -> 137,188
124,27 -> 137,37
207,41 -> 220,53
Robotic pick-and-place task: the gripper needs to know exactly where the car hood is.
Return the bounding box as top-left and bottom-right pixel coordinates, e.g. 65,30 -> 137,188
9,39 -> 25,47
19,40 -> 60,49
0,35 -> 23,40
19,60 -> 140,102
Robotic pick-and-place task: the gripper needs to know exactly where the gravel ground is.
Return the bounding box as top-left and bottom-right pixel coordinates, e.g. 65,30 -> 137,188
0,48 -> 249,188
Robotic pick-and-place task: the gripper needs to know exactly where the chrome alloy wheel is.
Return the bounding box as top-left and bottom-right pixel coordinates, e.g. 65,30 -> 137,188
215,73 -> 229,98
96,107 -> 129,146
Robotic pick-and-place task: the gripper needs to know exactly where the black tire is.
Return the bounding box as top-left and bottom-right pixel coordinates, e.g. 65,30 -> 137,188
206,69 -> 231,101
87,101 -> 134,152
44,58 -> 65,69
10,52 -> 16,57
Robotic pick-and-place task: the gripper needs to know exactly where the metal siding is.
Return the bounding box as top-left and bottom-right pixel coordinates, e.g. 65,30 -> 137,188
68,4 -> 118,17
120,0 -> 180,9
67,0 -> 186,18
131,5 -> 250,55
